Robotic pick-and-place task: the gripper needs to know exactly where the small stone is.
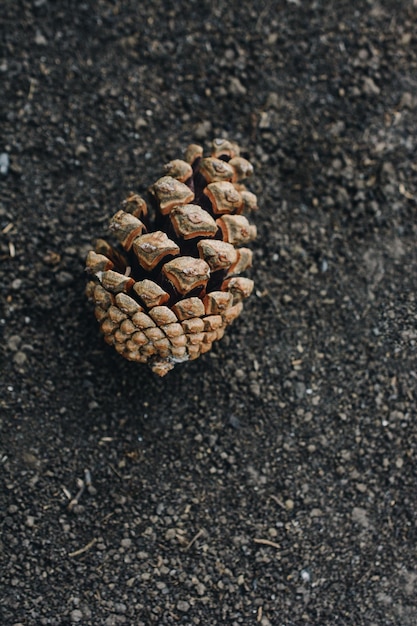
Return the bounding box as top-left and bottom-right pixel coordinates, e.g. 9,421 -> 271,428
70,609 -> 83,623
7,335 -> 21,351
295,381 -> 306,399
135,116 -> 147,129
300,569 -> 311,583
250,382 -> 261,397
34,31 -> 47,45
121,538 -> 132,548
194,120 -> 212,139
75,143 -> 88,156
265,92 -> 280,109
399,92 -> 413,109
165,528 -> 177,540
228,415 -> 241,429
285,499 -> 294,511
259,111 -> 271,129
176,600 -> 190,612
228,76 -> 247,96
13,351 -> 27,366
352,507 -> 369,528
0,153 -> 9,175
55,271 -> 74,286
362,76 -> 380,96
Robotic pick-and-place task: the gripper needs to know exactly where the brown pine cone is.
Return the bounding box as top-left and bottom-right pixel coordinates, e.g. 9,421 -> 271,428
85,138 -> 259,376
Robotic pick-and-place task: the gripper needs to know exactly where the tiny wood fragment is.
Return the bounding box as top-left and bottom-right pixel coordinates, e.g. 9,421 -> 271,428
85,138 -> 259,376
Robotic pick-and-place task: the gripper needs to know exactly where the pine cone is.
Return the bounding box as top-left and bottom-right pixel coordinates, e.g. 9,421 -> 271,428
85,138 -> 259,376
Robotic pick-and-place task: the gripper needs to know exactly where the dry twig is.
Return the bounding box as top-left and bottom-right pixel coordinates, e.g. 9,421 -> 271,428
253,538 -> 281,550
68,538 -> 97,558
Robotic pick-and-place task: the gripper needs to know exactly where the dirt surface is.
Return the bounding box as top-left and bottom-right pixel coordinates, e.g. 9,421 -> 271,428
1,1 -> 417,624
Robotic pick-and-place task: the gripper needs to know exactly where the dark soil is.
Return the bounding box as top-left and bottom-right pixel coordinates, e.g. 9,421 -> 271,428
1,1 -> 417,624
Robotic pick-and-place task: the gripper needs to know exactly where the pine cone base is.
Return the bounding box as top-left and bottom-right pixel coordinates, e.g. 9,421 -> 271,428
85,139 -> 258,376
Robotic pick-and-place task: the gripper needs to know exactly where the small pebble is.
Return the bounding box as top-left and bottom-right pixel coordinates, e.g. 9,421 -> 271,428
0,153 -> 9,175
250,382 -> 261,397
13,351 -> 27,366
176,600 -> 190,612
70,609 -> 83,623
399,92 -> 413,109
259,111 -> 271,129
228,76 -> 247,95
295,381 -> 306,399
34,31 -> 47,45
55,271 -> 74,286
7,335 -> 21,351
362,76 -> 380,96
194,120 -> 212,139
300,569 -> 311,583
265,92 -> 280,108
228,415 -> 241,429
120,538 -> 132,548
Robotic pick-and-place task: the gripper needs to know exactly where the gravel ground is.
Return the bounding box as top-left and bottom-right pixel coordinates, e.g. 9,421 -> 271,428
1,1 -> 417,624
